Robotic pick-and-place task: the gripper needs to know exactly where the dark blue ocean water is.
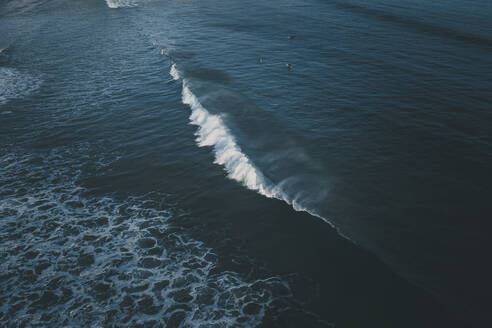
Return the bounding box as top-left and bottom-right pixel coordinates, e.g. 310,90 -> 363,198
1,0 -> 491,327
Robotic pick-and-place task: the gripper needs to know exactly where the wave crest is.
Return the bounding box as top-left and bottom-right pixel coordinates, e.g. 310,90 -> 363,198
172,64 -> 277,197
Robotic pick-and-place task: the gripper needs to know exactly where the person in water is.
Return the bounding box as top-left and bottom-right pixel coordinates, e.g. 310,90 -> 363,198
258,56 -> 263,64
286,63 -> 292,70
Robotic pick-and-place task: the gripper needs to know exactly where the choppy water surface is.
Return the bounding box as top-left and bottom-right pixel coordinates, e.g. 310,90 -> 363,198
1,0 -> 491,327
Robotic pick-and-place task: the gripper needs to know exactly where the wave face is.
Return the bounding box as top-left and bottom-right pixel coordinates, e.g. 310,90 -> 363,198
0,147 -> 306,327
0,67 -> 40,107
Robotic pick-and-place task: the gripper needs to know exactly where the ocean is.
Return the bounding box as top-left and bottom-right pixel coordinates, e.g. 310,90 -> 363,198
1,0 -> 491,327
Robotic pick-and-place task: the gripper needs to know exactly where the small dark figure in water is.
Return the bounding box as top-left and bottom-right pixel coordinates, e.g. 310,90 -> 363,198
288,34 -> 296,40
286,63 -> 292,70
258,56 -> 263,64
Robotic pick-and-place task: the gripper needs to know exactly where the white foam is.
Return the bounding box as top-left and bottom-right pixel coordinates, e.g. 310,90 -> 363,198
170,63 -> 180,81
0,67 -> 41,106
0,148 -> 328,327
105,0 -> 138,8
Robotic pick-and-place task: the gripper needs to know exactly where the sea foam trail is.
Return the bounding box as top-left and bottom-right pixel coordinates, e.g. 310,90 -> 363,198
170,64 -> 341,232
0,148 -> 322,327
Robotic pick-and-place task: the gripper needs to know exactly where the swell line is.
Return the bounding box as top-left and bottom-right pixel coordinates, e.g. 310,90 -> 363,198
328,0 -> 492,49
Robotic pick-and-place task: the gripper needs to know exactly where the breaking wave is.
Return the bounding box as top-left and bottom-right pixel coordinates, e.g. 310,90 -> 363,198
171,64 -> 278,198
169,64 -> 339,231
